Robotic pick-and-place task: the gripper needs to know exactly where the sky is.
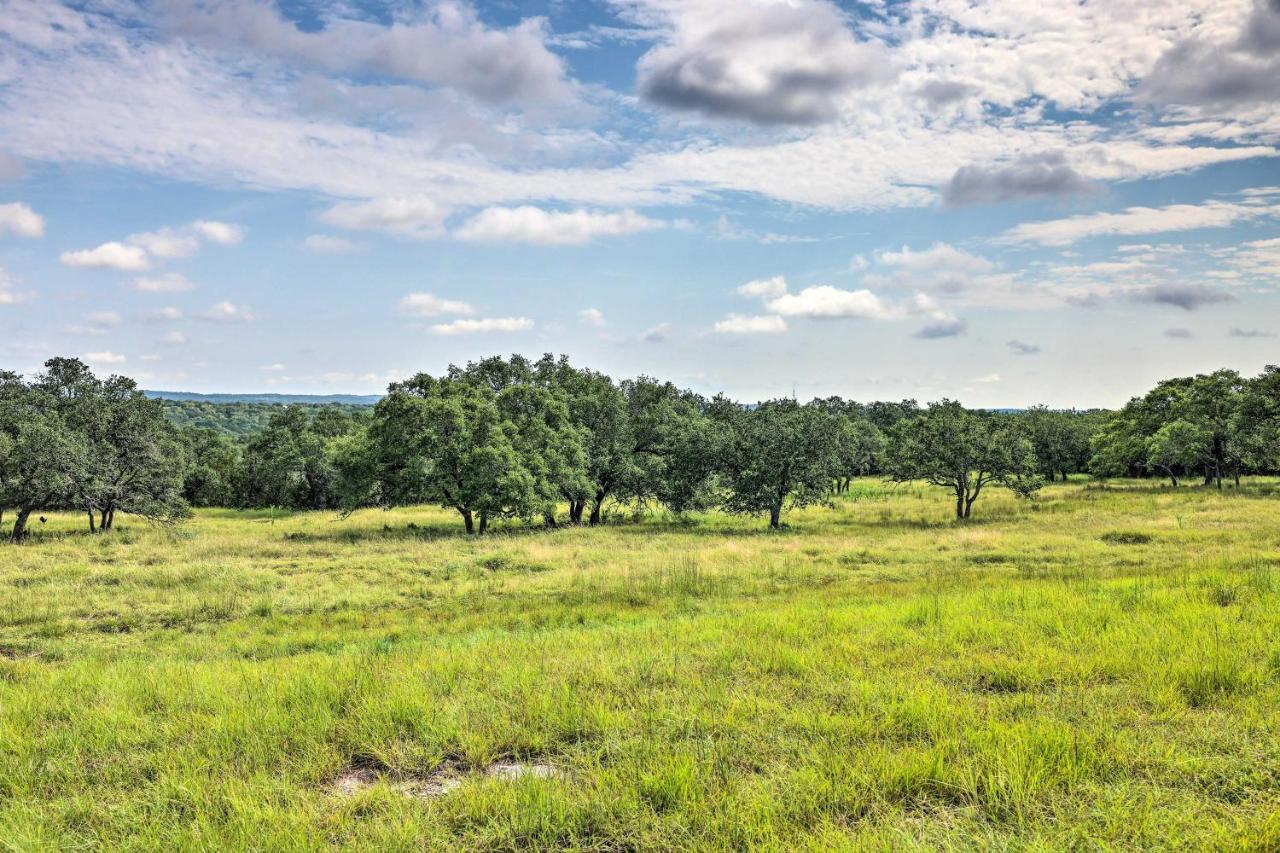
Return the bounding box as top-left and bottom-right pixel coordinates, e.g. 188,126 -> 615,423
0,0 -> 1278,408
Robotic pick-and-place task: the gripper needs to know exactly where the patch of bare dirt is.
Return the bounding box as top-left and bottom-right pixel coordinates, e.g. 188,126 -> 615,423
327,759 -> 563,799
327,763 -> 464,800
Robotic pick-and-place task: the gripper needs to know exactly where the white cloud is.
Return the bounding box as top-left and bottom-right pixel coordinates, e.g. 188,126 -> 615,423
713,314 -> 787,334
972,373 -> 1002,384
429,316 -> 534,335
130,273 -> 195,293
160,331 -> 187,346
1001,200 -> 1280,246
127,227 -> 199,259
126,219 -> 243,259
85,350 -> 126,364
320,196 -> 449,238
0,202 -> 44,238
398,292 -> 474,317
736,276 -> 789,300
454,207 -> 666,245
260,363 -> 286,372
579,307 -> 606,326
766,285 -> 895,319
199,301 -> 253,322
0,0 -> 1275,221
877,243 -> 995,275
60,241 -> 150,271
191,220 -> 244,245
303,234 -> 359,253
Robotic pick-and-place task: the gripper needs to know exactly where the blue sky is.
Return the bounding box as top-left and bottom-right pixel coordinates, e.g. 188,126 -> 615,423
0,0 -> 1278,407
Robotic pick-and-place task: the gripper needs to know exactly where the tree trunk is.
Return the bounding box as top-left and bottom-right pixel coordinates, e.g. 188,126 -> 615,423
964,495 -> 976,518
569,501 -> 584,524
478,512 -> 489,535
10,507 -> 32,542
461,508 -> 474,534
1170,475 -> 1178,487
589,493 -> 605,526
769,503 -> 782,529
106,507 -> 115,529
543,512 -> 557,528
955,490 -> 965,520
86,502 -> 97,534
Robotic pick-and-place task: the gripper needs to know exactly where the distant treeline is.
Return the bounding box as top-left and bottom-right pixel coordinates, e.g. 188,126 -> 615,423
2,356 -> 1277,540
160,399 -> 373,437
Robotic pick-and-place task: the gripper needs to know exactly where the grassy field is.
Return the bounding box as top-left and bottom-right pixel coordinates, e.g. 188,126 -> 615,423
1,480 -> 1279,850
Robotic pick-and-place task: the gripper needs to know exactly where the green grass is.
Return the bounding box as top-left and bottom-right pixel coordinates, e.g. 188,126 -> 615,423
1,480 -> 1279,849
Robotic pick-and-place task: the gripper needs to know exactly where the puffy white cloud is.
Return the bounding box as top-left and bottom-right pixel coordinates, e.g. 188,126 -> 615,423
765,285 -> 895,319
130,273 -> 195,293
1001,199 -> 1280,246
454,207 -> 666,245
160,331 -> 187,345
127,227 -> 199,259
60,241 -> 150,271
398,292 -> 474,317
86,310 -> 120,330
85,350 -> 126,364
876,243 -> 995,275
303,234 -> 359,253
0,202 -> 44,237
320,197 -> 450,238
191,220 -> 245,245
579,307 -> 606,326
120,220 -> 243,261
199,301 -> 253,322
713,314 -> 787,334
736,276 -> 789,300
429,316 -> 534,335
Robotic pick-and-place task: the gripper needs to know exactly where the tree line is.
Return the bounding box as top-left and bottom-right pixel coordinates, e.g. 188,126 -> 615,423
2,356 -> 1277,540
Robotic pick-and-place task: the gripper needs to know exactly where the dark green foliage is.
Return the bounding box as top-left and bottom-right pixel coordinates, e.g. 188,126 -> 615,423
718,399 -> 844,528
883,400 -> 1042,519
7,356 -> 1280,537
0,359 -> 187,539
1090,368 -> 1269,487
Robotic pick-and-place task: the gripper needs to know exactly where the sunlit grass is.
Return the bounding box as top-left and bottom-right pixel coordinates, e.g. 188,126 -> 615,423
1,479 -> 1278,848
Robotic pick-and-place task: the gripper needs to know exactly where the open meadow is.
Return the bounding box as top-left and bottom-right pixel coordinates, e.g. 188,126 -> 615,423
2,480 -> 1279,850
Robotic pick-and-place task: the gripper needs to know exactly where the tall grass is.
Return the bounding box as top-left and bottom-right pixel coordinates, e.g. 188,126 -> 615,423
0,479 -> 1278,848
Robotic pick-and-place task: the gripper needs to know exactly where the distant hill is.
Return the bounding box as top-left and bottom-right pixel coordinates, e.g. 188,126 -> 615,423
144,390 -> 381,406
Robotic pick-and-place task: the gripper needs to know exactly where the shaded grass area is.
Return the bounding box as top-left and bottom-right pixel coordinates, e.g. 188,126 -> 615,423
1,480 -> 1279,849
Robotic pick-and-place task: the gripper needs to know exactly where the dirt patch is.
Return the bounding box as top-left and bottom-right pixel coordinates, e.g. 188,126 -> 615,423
327,764 -> 464,800
484,761 -> 563,781
328,759 -> 563,799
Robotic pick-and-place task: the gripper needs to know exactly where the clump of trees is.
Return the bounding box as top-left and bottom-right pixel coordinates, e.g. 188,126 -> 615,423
1089,368 -> 1280,488
0,359 -> 188,541
6,355 -> 1276,540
